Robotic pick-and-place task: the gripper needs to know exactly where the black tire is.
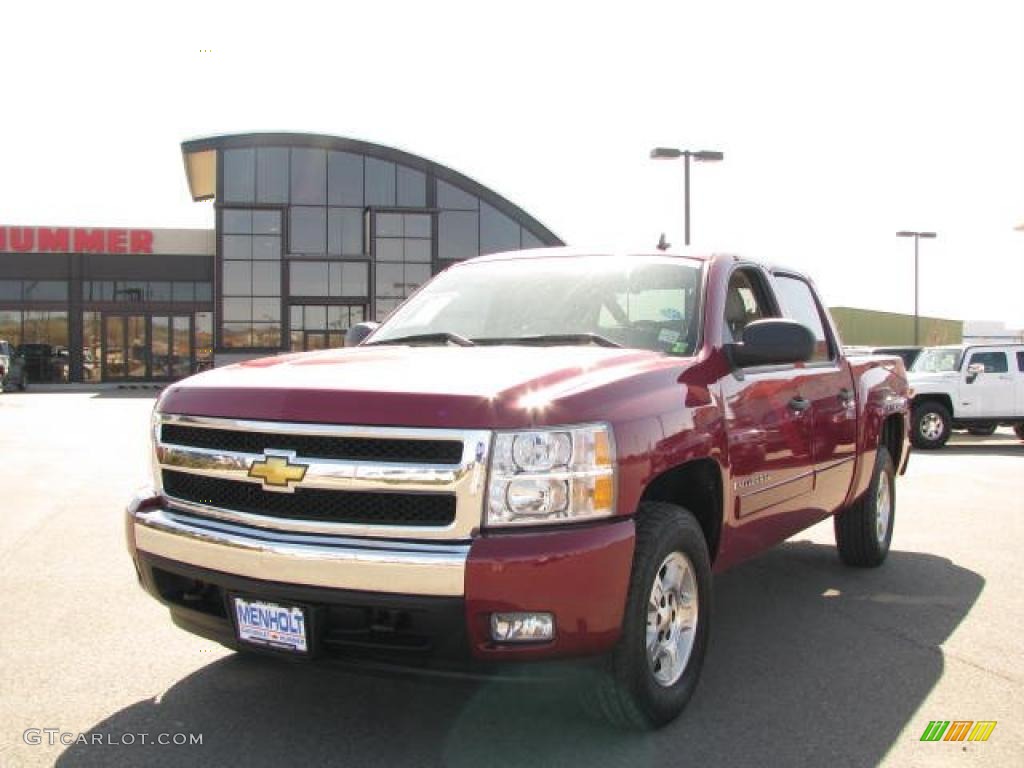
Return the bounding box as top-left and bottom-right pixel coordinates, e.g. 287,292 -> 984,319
967,424 -> 997,436
835,446 -> 895,567
591,502 -> 711,729
1014,424 -> 1024,440
911,402 -> 951,449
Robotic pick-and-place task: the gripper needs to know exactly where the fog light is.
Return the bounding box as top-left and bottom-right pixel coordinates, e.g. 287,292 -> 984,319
490,612 -> 555,643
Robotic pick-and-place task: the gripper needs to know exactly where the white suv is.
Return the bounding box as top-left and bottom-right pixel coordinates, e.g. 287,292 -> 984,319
908,344 -> 1024,448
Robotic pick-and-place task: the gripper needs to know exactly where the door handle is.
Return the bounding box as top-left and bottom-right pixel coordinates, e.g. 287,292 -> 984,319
838,388 -> 855,406
788,396 -> 811,413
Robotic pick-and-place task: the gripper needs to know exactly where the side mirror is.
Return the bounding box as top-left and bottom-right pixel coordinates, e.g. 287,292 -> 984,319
966,362 -> 985,383
726,319 -> 816,368
345,321 -> 381,347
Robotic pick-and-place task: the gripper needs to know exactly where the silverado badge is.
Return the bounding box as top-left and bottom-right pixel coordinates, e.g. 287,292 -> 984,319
248,452 -> 308,491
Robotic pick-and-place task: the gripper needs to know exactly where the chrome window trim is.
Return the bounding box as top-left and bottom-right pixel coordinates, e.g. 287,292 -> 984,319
153,413 -> 491,541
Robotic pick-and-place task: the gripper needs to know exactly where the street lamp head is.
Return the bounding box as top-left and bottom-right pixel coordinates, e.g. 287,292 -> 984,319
919,232 -> 937,239
896,231 -> 916,237
692,150 -> 724,162
650,147 -> 683,159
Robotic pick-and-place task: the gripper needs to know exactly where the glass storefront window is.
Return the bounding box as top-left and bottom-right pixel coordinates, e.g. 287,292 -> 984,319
439,210 -> 478,261
328,208 -> 364,256
0,310 -> 21,346
289,261 -> 368,298
223,148 -> 256,203
480,202 -> 522,255
290,148 -> 327,205
23,281 -> 69,301
397,166 -> 426,207
289,303 -> 366,351
437,179 -> 478,211
220,207 -> 283,348
0,281 -> 20,300
289,207 -> 327,253
194,312 -> 213,371
328,152 -> 363,206
257,148 -> 289,204
365,157 -> 396,206
82,311 -> 101,382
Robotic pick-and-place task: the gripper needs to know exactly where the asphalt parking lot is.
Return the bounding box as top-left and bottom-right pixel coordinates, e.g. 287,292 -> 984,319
1,391 -> 1021,768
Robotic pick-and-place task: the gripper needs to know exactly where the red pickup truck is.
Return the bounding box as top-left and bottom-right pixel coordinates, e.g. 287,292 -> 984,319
126,249 -> 910,728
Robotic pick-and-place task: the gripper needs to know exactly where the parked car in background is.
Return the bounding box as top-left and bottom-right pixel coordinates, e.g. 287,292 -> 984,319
845,346 -> 922,370
16,343 -> 67,384
0,340 -> 28,392
908,343 -> 1024,447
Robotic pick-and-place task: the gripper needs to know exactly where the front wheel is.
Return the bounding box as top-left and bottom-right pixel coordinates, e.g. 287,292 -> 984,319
591,502 -> 711,729
911,402 -> 951,449
835,446 -> 895,567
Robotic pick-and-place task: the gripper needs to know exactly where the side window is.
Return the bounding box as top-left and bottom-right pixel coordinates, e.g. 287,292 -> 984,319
1016,351 -> 1024,372
968,351 -> 1008,373
773,275 -> 832,362
723,269 -> 773,343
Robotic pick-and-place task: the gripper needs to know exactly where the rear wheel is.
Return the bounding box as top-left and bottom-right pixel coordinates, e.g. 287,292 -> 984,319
1014,424 -> 1024,440
911,402 -> 951,449
591,502 -> 711,729
835,446 -> 895,567
967,424 -> 997,436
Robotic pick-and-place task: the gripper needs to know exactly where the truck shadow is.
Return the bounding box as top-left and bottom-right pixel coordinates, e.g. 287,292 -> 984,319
57,543 -> 982,768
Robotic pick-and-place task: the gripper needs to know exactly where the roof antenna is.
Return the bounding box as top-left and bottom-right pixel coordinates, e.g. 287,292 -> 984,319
656,233 -> 671,251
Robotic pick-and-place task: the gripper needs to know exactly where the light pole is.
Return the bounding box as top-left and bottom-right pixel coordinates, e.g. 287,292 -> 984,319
650,147 -> 724,246
896,230 -> 937,345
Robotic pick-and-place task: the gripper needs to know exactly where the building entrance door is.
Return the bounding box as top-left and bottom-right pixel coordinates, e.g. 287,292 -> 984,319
103,314 -> 194,381
151,315 -> 193,379
103,315 -> 148,380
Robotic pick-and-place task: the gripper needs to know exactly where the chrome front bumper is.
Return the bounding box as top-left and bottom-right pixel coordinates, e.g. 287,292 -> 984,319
130,505 -> 470,597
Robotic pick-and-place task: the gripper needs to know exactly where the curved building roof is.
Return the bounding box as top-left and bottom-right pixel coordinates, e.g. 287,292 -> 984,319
180,132 -> 562,245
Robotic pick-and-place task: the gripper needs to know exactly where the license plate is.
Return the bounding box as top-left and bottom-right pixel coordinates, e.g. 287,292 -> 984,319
231,597 -> 309,654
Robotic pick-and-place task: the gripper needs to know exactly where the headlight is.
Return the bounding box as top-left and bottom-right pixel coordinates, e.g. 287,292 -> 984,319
486,424 -> 616,527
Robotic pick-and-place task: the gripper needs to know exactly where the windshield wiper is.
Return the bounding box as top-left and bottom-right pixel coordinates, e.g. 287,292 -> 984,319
365,332 -> 476,347
474,333 -> 623,348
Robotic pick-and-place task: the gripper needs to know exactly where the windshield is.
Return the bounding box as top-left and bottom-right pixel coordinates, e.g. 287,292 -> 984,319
911,347 -> 962,373
369,255 -> 703,356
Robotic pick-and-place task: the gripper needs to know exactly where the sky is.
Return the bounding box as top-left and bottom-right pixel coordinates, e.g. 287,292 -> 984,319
2,0 -> 1022,327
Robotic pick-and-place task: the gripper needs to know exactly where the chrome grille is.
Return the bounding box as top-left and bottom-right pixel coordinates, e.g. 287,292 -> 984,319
160,424 -> 464,464
154,414 -> 492,541
162,470 -> 457,526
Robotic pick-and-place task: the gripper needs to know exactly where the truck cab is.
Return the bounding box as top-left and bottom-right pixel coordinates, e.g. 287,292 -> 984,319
908,344 -> 1024,447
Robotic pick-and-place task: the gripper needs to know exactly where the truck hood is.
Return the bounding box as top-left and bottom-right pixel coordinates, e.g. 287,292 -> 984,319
158,345 -> 689,429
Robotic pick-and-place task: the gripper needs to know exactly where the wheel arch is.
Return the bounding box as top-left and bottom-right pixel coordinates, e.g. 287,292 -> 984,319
638,458 -> 723,563
880,413 -> 905,471
912,393 -> 953,416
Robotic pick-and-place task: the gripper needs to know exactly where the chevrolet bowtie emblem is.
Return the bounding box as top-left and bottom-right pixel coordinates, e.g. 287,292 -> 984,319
248,453 -> 308,491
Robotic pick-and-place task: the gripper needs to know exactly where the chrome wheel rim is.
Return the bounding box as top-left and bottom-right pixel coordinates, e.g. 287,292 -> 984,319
646,551 -> 698,687
919,412 -> 944,440
875,474 -> 892,543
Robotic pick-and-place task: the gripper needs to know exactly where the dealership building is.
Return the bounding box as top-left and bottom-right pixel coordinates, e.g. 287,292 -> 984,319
0,133 -> 562,383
